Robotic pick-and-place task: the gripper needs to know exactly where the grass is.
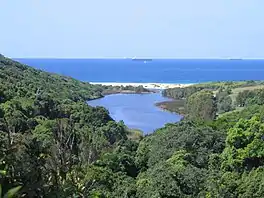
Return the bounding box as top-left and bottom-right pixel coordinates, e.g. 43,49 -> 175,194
217,107 -> 245,118
229,85 -> 264,103
217,85 -> 264,116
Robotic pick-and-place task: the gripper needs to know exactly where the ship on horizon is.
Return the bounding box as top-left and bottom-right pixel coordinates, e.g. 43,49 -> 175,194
228,58 -> 243,61
131,56 -> 152,61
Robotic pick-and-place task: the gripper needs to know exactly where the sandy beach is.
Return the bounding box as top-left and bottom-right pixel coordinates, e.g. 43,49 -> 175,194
89,82 -> 194,89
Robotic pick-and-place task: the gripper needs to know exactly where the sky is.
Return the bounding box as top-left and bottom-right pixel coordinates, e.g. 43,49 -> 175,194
1,0 -> 264,58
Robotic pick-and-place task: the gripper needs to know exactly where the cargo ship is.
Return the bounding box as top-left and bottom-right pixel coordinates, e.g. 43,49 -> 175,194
229,58 -> 243,61
131,57 -> 152,61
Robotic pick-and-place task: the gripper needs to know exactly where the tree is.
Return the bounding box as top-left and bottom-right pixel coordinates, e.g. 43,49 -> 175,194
0,86 -> 5,103
217,95 -> 233,113
221,116 -> 264,172
236,90 -> 256,107
136,150 -> 206,198
237,167 -> 264,197
186,90 -> 217,121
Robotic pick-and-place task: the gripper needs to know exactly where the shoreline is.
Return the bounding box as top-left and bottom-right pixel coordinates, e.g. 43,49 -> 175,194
90,82 -> 194,89
155,99 -> 186,116
89,82 -> 189,116
102,90 -> 156,95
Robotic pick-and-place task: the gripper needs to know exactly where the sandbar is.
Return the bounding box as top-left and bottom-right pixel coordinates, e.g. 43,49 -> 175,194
89,82 -> 194,89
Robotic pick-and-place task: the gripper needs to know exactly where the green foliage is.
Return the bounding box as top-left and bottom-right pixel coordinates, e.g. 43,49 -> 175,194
137,121 -> 225,168
221,116 -> 264,171
162,81 -> 264,100
135,121 -> 225,197
186,90 -> 217,121
0,56 -> 104,102
2,186 -> 22,198
0,55 -> 134,197
237,167 -> 264,197
2,54 -> 264,197
102,85 -> 151,95
162,81 -> 264,116
236,88 -> 264,107
218,95 -> 233,113
0,167 -> 22,198
138,89 -> 264,197
136,150 -> 207,198
216,89 -> 234,113
163,86 -> 203,100
0,185 -> 22,198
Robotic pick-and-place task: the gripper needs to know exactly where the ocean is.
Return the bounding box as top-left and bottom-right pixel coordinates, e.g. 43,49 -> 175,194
16,59 -> 264,83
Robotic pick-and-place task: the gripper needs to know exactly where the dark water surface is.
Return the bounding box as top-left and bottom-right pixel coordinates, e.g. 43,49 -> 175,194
87,93 -> 182,134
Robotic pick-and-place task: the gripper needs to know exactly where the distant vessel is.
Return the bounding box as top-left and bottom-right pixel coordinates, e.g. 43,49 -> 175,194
132,57 -> 152,61
229,58 -> 243,61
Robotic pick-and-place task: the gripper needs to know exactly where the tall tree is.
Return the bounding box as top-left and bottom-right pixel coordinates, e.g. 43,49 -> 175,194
186,90 -> 217,121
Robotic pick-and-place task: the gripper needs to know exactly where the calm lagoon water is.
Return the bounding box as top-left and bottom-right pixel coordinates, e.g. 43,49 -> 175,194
87,93 -> 182,134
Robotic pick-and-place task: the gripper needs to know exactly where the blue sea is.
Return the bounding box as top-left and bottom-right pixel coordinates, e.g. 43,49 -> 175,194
16,58 -> 264,133
17,59 -> 264,83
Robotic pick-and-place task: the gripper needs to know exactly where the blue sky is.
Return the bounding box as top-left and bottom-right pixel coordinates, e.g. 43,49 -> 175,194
1,0 -> 264,58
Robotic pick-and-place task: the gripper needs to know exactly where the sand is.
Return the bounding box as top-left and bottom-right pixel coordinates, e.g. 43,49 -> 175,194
89,82 -> 194,89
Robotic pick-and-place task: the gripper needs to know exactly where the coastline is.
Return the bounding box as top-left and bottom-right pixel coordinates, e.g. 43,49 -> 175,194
90,82 -> 194,89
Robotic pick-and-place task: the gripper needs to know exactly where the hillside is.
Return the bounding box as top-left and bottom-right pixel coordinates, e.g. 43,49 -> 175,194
0,54 -> 106,101
0,55 -> 138,197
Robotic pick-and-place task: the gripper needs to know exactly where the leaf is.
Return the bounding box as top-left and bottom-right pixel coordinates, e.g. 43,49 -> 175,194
0,170 -> 6,176
0,184 -> 2,198
3,186 -> 22,198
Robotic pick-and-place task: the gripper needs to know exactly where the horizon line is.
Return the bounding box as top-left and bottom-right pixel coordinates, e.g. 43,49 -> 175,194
12,57 -> 264,60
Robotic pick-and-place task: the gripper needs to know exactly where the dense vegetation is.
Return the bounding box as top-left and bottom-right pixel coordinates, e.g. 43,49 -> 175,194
0,55 -> 139,197
163,81 -> 264,100
236,88 -> 264,107
102,85 -> 152,95
161,81 -> 264,116
185,90 -> 217,121
1,55 -> 264,197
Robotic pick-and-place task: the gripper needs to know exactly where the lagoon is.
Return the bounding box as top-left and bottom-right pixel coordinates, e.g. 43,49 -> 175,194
87,93 -> 182,134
